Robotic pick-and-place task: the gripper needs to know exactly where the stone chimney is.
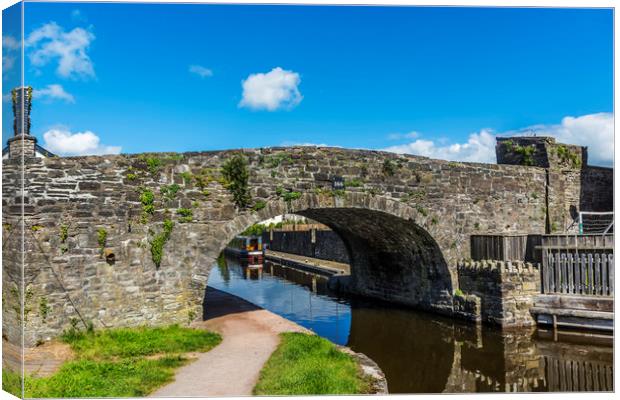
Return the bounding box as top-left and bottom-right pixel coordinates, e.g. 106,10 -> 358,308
7,86 -> 37,158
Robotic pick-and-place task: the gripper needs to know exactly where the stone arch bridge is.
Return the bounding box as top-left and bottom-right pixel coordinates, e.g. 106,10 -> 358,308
2,138 -> 612,345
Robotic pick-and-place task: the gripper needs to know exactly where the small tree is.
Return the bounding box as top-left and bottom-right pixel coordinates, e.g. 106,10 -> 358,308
221,154 -> 251,208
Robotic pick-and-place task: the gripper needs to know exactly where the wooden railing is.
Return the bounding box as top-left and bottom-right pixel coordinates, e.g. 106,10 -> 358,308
543,252 -> 614,296
540,234 -> 614,296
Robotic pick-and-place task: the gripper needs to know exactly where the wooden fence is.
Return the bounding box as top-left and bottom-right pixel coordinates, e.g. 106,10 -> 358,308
470,235 -> 541,262
541,234 -> 614,296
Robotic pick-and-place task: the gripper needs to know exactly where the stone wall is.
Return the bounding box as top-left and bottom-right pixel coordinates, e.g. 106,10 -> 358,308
457,260 -> 541,327
1,141 -> 610,346
263,229 -> 350,264
580,166 -> 614,212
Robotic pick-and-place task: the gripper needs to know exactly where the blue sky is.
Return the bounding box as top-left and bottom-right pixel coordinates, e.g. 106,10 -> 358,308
2,3 -> 614,165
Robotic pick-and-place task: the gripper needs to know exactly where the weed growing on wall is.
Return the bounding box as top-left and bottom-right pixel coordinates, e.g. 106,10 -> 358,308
160,184 -> 180,202
97,228 -> 107,256
252,200 -> 267,211
150,219 -> 174,268
555,145 -> 582,168
176,208 -> 193,223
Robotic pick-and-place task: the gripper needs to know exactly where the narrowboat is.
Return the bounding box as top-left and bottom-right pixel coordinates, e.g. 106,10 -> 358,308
225,235 -> 264,265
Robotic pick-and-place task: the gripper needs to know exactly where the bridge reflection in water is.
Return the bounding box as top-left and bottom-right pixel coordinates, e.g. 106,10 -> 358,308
206,255 -> 613,394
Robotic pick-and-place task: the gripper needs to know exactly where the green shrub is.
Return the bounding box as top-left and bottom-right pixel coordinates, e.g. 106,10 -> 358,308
146,157 -> 162,176
221,155 -> 251,208
242,223 -> 267,236
282,191 -> 302,202
382,159 -> 397,176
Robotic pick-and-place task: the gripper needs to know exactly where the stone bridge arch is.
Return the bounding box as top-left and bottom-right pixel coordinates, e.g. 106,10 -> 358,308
202,192 -> 455,314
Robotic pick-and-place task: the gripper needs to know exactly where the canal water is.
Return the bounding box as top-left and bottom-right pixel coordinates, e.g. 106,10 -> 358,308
207,255 -> 613,394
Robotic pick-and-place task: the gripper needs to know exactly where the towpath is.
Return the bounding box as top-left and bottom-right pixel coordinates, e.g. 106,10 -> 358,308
150,287 -> 309,397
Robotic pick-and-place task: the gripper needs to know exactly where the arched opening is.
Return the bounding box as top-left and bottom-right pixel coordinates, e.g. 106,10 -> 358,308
204,200 -> 453,318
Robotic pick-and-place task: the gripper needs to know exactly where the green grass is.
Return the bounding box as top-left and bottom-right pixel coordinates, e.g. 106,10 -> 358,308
24,356 -> 187,398
253,332 -> 370,395
13,325 -> 221,398
62,324 -> 221,360
2,368 -> 22,398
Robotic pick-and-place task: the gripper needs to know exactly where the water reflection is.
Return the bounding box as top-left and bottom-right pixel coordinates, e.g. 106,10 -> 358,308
207,255 -> 613,393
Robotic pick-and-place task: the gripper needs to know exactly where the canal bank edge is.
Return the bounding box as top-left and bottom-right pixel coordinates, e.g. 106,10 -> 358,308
338,345 -> 389,394
206,287 -> 389,395
244,295 -> 390,395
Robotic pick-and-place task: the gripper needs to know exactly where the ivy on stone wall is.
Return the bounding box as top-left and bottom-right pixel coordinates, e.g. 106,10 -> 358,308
60,224 -> 69,254
150,219 -> 174,268
139,188 -> 155,223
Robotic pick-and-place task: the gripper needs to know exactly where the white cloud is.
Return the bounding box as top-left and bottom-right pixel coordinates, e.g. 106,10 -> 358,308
239,67 -> 302,111
388,131 -> 420,141
33,84 -> 75,103
26,22 -> 95,79
3,35 -> 19,50
3,35 -> 19,75
384,129 -> 496,163
189,64 -> 213,78
43,128 -> 121,156
382,113 -> 614,167
280,141 -> 331,147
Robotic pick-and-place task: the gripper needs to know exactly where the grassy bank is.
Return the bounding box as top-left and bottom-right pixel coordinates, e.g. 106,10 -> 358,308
253,332 -> 371,395
6,324 -> 221,398
2,368 -> 22,398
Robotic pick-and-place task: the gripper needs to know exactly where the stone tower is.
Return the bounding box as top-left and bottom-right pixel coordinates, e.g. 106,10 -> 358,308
496,136 -> 587,170
496,136 -> 594,234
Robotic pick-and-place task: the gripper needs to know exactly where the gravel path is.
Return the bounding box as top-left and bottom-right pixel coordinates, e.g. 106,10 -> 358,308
150,287 -> 309,397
